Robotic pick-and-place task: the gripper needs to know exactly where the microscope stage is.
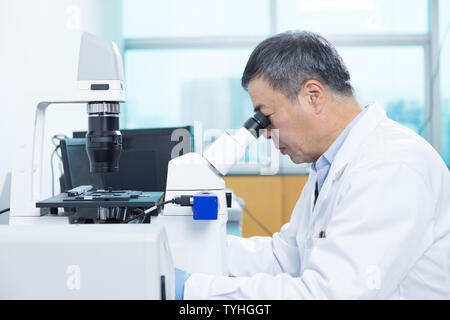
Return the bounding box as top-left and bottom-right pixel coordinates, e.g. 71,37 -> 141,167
36,189 -> 164,209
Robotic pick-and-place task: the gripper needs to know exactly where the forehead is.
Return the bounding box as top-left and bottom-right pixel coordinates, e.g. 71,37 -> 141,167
248,76 -> 273,98
248,76 -> 288,111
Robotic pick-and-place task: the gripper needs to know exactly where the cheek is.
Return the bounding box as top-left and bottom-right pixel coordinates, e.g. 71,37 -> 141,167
270,129 -> 281,147
272,118 -> 295,146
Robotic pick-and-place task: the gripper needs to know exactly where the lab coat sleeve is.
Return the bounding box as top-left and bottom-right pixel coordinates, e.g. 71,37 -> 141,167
223,186 -> 306,277
225,221 -> 301,277
184,162 -> 435,299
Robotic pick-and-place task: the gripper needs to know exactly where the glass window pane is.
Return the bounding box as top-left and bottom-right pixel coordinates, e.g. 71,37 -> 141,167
123,0 -> 270,38
123,48 -> 277,170
338,46 -> 425,135
439,0 -> 450,165
124,46 -> 426,172
277,0 -> 428,34
123,48 -> 253,130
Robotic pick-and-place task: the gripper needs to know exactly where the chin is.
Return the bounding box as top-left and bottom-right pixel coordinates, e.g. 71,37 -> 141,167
290,153 -> 311,164
289,155 -> 303,164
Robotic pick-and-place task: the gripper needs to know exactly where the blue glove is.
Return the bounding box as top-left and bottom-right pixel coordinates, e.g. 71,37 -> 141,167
175,268 -> 191,300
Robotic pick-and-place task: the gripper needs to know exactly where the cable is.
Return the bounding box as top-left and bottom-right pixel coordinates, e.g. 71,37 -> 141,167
125,199 -> 179,224
123,194 -> 274,238
50,147 -> 59,196
50,134 -> 68,196
125,194 -> 273,236
124,208 -> 145,224
0,208 -> 10,215
241,205 -> 272,236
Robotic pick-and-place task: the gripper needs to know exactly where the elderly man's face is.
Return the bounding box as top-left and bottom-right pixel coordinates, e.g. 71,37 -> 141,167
248,76 -> 322,164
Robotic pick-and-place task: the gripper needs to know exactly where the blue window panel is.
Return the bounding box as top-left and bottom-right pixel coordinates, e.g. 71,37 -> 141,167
277,0 -> 428,34
439,0 -> 450,165
123,0 -> 270,38
338,46 -> 425,135
123,48 -> 254,131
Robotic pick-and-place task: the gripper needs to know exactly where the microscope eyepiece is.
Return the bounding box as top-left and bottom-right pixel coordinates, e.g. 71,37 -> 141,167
202,110 -> 272,175
244,111 -> 271,137
86,102 -> 122,173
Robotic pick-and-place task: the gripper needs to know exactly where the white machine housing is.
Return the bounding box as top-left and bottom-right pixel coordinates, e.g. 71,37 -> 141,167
0,224 -> 174,300
155,153 -> 228,275
157,127 -> 257,275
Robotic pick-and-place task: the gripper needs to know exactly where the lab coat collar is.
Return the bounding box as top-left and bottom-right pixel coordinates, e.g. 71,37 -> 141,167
330,102 -> 386,176
312,102 -> 386,211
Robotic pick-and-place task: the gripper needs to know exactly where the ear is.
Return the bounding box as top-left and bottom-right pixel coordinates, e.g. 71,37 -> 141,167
299,80 -> 325,114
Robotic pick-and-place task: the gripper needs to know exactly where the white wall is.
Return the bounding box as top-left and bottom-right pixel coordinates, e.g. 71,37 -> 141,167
0,0 -> 123,224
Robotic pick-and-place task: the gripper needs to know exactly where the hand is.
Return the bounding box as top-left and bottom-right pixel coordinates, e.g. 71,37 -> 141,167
175,268 -> 191,300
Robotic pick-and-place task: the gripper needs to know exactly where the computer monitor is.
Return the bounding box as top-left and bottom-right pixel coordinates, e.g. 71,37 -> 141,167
60,126 -> 193,192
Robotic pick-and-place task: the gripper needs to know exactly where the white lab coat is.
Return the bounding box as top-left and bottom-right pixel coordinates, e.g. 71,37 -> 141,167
184,102 -> 450,299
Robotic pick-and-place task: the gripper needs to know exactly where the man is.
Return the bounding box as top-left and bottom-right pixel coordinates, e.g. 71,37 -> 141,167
176,31 -> 450,299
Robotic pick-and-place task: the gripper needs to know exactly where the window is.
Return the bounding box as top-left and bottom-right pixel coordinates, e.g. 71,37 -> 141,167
277,0 -> 428,35
338,46 -> 425,134
122,0 -> 448,172
124,49 -> 253,130
439,0 -> 450,165
123,0 -> 270,38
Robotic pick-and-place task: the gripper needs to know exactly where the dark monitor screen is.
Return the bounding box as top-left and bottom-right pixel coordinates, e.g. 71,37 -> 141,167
60,126 -> 193,192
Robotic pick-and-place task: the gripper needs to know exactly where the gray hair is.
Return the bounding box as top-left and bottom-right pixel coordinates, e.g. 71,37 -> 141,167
241,30 -> 354,100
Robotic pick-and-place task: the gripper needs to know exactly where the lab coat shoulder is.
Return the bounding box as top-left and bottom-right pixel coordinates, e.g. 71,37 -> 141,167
358,116 -> 443,167
349,115 -> 450,229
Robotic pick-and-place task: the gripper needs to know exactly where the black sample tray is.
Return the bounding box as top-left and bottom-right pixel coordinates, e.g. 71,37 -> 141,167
36,190 -> 164,209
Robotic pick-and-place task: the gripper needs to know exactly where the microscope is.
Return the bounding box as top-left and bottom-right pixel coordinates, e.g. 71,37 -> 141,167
3,32 -> 174,299
9,32 -> 164,224
3,31 -> 271,298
